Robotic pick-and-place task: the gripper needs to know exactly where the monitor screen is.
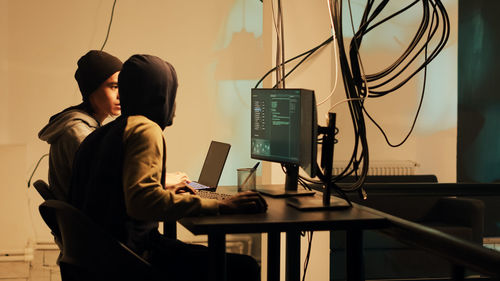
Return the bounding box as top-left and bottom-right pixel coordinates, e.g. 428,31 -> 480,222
251,88 -> 317,179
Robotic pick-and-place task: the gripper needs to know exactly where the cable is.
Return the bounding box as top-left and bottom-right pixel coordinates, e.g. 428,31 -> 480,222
327,97 -> 365,115
300,0 -> 450,195
332,0 -> 370,192
302,231 -> 314,281
257,0 -> 339,102
360,1 -> 449,96
27,153 -> 49,187
315,1 -> 340,107
347,0 -> 370,99
271,0 -> 285,89
262,1 -> 450,198
100,0 -> 117,51
270,0 -> 282,89
298,177 -> 313,191
351,0 -> 449,148
278,0 -> 285,88
316,37 -> 339,106
363,1 -> 435,147
254,36 -> 333,89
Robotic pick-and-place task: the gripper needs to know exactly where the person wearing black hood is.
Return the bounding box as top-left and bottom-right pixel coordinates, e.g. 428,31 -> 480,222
68,54 -> 266,281
38,50 -> 123,200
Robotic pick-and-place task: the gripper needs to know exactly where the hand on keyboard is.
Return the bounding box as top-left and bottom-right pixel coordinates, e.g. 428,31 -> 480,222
164,171 -> 192,191
167,182 -> 196,195
218,191 -> 268,214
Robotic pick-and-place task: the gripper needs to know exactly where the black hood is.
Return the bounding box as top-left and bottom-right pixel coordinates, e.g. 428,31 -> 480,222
118,54 -> 178,129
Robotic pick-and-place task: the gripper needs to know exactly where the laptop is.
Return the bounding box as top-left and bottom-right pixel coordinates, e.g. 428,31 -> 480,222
187,141 -> 231,191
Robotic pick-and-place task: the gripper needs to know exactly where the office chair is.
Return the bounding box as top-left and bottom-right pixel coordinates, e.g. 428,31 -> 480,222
39,200 -> 161,281
33,179 -> 57,200
330,178 -> 485,280
33,179 -> 64,252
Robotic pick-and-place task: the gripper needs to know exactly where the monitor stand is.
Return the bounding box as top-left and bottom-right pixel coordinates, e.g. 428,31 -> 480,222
286,195 -> 351,210
285,175 -> 351,210
286,179 -> 351,210
286,112 -> 352,211
256,164 -> 316,198
258,188 -> 316,198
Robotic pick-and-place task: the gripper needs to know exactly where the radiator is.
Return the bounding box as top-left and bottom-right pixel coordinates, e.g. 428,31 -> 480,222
333,160 -> 419,176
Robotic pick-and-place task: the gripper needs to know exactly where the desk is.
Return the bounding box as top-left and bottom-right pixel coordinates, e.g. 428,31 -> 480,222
179,185 -> 390,281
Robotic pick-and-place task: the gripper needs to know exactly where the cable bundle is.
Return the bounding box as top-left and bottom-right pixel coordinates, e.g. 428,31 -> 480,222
325,0 -> 450,193
255,1 -> 450,196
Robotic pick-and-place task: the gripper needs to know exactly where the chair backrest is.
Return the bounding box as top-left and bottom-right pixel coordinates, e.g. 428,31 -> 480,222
39,200 -> 159,281
33,179 -> 57,200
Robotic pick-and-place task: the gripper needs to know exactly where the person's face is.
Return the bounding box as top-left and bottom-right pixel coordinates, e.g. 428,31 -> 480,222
89,71 -> 120,121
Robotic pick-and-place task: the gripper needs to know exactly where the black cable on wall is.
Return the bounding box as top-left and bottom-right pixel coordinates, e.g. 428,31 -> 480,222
100,0 -> 118,51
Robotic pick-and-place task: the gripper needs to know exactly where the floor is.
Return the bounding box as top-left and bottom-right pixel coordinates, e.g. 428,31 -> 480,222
1,239 -> 498,281
0,233 -> 258,281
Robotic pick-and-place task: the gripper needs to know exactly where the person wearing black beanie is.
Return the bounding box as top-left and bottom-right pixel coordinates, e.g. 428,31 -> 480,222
75,50 -> 123,104
38,50 -> 122,201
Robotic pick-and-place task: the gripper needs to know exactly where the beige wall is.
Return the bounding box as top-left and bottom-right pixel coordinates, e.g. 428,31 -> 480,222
1,0 -> 267,247
3,0 -> 267,180
0,0 -> 9,144
0,145 -> 34,252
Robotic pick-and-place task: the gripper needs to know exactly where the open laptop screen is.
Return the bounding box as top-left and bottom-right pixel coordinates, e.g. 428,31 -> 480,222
196,141 -> 231,188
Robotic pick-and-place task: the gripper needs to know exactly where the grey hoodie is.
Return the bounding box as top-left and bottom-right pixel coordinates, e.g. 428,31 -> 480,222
38,108 -> 99,200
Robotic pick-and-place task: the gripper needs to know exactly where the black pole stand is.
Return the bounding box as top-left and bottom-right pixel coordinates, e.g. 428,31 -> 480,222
284,163 -> 299,191
319,112 -> 335,206
287,113 -> 351,210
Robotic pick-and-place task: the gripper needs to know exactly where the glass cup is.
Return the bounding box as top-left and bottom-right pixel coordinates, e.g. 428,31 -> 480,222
237,168 -> 256,191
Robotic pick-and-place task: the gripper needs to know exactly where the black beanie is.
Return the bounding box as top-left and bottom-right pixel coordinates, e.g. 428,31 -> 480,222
74,50 -> 123,102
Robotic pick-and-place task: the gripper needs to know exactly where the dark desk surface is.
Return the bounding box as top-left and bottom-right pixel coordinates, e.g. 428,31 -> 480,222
179,185 -> 389,235
178,185 -> 390,281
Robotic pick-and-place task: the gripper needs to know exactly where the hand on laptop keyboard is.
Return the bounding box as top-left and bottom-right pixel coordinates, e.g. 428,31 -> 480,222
167,181 -> 196,195
218,191 -> 268,214
164,171 -> 190,189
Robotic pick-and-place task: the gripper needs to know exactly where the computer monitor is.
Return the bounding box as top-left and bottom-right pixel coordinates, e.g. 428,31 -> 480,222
251,88 -> 317,191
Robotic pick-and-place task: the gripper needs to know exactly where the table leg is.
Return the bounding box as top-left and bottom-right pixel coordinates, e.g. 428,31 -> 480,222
346,229 -> 364,281
208,233 -> 226,281
268,232 -> 280,281
286,231 -> 301,281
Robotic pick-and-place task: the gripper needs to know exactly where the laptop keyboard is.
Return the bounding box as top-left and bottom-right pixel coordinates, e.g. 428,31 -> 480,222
188,181 -> 212,190
196,190 -> 233,200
